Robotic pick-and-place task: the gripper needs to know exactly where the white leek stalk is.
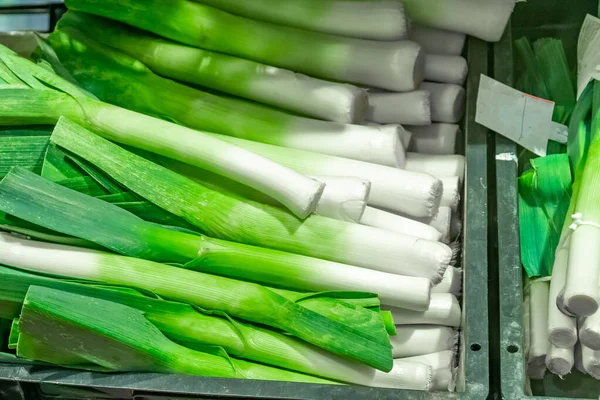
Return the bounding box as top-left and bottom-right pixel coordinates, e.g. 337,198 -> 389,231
580,310 -> 600,350
409,24 -> 466,56
441,176 -> 461,211
405,153 -> 466,184
368,123 -> 413,148
390,326 -> 457,358
408,124 -> 459,155
432,267 -> 462,296
581,343 -> 600,379
424,55 -> 468,85
545,344 -> 574,377
370,360 -> 432,390
366,91 -> 431,126
383,294 -> 461,327
401,206 -> 453,244
189,0 -> 410,41
360,207 -> 443,241
57,11 -> 369,124
66,0 -> 426,91
420,82 -> 466,123
402,350 -> 455,391
548,246 -> 578,348
528,281 -> 550,370
213,134 -> 443,218
310,176 -> 370,222
401,0 -> 515,42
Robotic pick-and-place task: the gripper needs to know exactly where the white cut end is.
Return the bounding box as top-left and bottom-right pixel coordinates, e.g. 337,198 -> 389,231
361,206 -> 443,241
288,119 -> 406,167
402,0 -> 515,42
366,90 -> 431,126
548,248 -> 578,348
408,123 -> 460,155
440,176 -> 461,211
355,40 -> 425,91
390,326 -> 456,358
369,360 -> 433,390
424,54 -> 468,85
420,82 -> 466,123
383,293 -> 461,327
405,152 -> 466,185
580,310 -> 600,351
410,24 -> 466,55
581,343 -> 600,379
398,206 -> 453,243
528,281 -> 550,363
432,266 -> 463,296
309,175 -> 370,222
564,226 -> 600,317
546,344 -> 574,377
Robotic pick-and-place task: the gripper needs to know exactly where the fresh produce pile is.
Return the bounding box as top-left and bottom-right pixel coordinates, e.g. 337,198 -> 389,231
0,0 -> 513,392
516,23 -> 600,380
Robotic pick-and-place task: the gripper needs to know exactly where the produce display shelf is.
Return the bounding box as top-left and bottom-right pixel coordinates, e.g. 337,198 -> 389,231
0,35 -> 492,400
496,1 -> 600,399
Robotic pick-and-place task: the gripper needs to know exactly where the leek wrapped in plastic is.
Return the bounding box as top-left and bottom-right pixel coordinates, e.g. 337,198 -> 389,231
0,44 -> 323,219
44,27 -> 405,167
56,11 -> 368,124
16,285 -> 336,383
64,0 -> 424,91
0,234 -> 392,371
189,0 -> 409,40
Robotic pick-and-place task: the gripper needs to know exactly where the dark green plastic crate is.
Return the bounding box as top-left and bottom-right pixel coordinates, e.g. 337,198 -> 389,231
496,1 -> 600,398
0,36 -> 492,400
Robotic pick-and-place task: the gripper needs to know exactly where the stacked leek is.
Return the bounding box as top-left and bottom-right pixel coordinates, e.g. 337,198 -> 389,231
0,0 -> 516,391
516,35 -> 600,381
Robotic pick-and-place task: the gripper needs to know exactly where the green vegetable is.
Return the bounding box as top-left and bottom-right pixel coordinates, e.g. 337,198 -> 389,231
0,265 -> 391,384
43,27 -> 403,167
56,11 -> 368,124
17,285 -> 336,383
44,118 -> 451,282
0,43 -> 324,219
0,232 -> 393,371
63,0 -> 424,91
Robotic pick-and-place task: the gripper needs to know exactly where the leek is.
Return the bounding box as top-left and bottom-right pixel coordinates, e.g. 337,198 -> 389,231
0,266 -> 398,385
44,28 -> 404,167
408,124 -> 459,155
64,0 -> 425,91
360,206 -> 443,242
410,24 -> 466,56
0,233 -> 393,371
581,344 -> 600,379
402,350 -> 456,391
404,152 -> 466,184
0,44 -> 324,219
432,267 -> 462,297
383,294 -> 461,327
56,11 -> 368,124
528,280 -> 550,372
366,91 -> 431,126
547,249 -> 577,348
17,285 -> 335,383
390,326 -> 457,358
400,0 -> 515,42
0,165 -> 448,291
209,133 -> 443,218
424,54 -> 468,86
0,134 -> 49,178
545,344 -> 574,377
420,82 -> 466,124
46,119 -> 451,281
157,156 -> 370,223
400,206 -> 453,244
564,81 -> 600,316
369,360 -> 432,391
188,0 -> 408,40
580,310 -> 600,350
